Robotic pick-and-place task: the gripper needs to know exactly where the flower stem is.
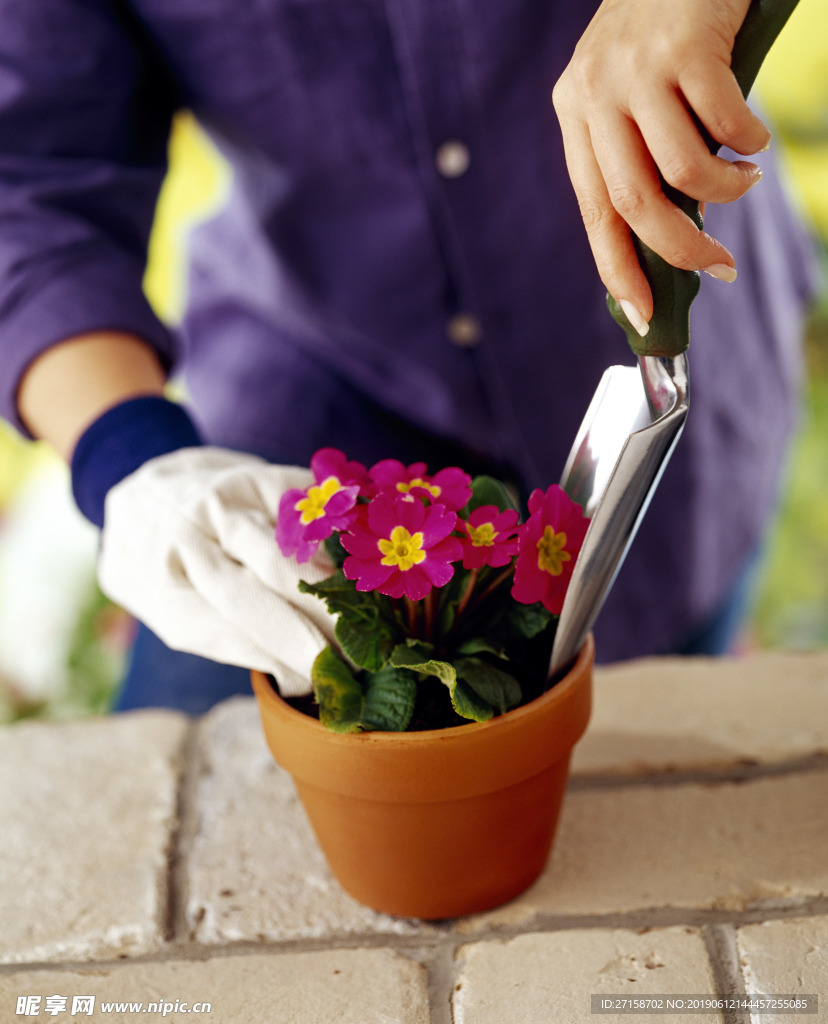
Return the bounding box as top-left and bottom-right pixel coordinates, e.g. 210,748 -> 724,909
404,596 -> 418,637
424,590 -> 436,643
454,567 -> 479,621
474,566 -> 514,606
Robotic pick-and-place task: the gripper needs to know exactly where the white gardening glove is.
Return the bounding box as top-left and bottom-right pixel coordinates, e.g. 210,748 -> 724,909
98,447 -> 336,697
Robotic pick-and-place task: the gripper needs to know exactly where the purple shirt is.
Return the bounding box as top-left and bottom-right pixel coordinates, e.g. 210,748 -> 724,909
0,0 -> 819,660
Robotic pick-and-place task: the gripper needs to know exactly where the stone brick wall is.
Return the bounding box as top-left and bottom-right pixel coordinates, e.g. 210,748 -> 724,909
1,649 -> 827,1022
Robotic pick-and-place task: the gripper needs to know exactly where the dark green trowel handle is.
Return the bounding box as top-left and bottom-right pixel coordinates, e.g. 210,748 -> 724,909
608,0 -> 801,358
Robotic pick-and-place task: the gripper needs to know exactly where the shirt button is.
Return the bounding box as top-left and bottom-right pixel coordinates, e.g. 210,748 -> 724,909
435,140 -> 470,178
446,313 -> 482,347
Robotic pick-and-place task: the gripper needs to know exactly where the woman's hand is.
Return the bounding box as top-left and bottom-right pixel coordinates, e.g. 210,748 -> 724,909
552,0 -> 770,335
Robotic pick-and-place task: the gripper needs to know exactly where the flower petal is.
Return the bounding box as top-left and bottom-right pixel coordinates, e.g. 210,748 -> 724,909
427,467 -> 473,510
311,448 -> 369,489
511,569 -> 549,606
419,504 -> 459,546
343,556 -> 394,592
340,527 -> 382,558
397,566 -> 433,600
420,558 -> 455,590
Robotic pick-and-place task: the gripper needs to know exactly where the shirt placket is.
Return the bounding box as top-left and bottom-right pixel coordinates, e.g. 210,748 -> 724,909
382,0 -> 526,467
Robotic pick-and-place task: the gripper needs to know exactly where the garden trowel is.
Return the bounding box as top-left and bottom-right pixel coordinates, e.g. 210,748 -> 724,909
549,0 -> 801,675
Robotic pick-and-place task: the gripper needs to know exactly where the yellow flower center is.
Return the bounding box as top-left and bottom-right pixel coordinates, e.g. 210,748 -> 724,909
536,526 -> 571,576
378,526 -> 426,571
396,477 -> 441,499
467,521 -> 497,547
295,477 -> 343,525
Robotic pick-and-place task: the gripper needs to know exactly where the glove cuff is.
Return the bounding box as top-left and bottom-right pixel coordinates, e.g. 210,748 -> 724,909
71,395 -> 203,527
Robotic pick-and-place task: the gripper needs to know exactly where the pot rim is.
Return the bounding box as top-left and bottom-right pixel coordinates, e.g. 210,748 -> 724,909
251,635 -> 593,802
252,632 -> 593,743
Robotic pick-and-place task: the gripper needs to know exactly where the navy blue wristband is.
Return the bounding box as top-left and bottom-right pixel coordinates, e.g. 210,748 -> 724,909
71,395 -> 203,527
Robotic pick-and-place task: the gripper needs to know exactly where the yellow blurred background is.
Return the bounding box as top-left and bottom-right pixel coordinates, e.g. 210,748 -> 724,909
0,0 -> 826,718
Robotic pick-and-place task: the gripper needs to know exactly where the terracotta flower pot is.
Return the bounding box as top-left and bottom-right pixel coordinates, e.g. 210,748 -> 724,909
251,634 -> 593,919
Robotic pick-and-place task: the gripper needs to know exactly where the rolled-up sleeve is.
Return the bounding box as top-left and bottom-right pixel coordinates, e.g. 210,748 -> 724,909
0,0 -> 179,434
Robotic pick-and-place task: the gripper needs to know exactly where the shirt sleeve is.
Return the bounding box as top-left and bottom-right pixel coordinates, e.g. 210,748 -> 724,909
0,0 -> 180,435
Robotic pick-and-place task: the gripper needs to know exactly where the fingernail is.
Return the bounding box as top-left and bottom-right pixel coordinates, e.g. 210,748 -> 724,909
619,299 -> 650,337
703,263 -> 738,283
760,138 -> 771,153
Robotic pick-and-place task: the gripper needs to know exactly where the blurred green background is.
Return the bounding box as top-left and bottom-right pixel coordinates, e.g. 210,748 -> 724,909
0,0 -> 826,720
743,0 -> 828,649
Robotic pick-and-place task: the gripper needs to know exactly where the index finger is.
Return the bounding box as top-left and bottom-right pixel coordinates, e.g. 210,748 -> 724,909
590,109 -> 737,274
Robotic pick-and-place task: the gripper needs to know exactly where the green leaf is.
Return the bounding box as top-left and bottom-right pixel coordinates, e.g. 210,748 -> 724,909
298,569 -> 357,616
311,646 -> 365,733
361,667 -> 417,732
389,642 -> 456,687
450,680 -> 494,722
324,532 -> 348,568
507,600 -> 554,639
334,616 -> 393,672
300,571 -> 399,669
456,636 -> 507,659
466,475 -> 519,514
455,657 -> 522,714
388,642 -> 500,723
310,648 -> 416,732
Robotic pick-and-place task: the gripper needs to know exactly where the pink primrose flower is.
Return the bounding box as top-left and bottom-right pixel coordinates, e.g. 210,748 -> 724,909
369,459 -> 472,511
511,485 -> 589,614
341,493 -> 463,600
275,448 -> 368,563
459,505 -> 520,570
310,448 -> 371,493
